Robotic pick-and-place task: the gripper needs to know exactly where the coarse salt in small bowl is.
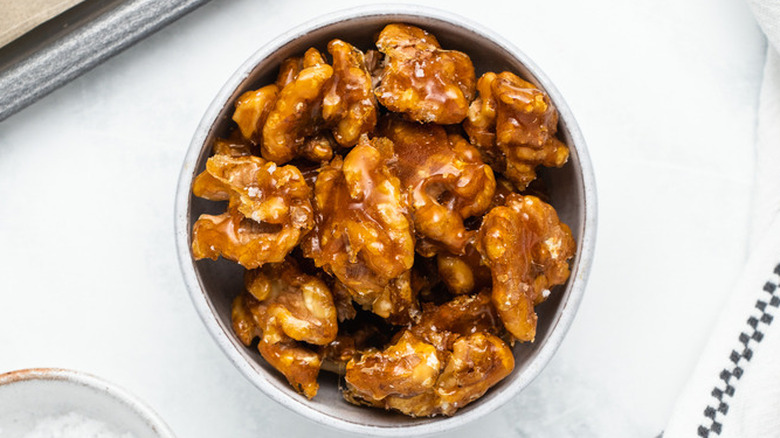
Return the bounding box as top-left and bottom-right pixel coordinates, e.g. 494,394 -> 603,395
0,368 -> 175,438
175,4 -> 597,435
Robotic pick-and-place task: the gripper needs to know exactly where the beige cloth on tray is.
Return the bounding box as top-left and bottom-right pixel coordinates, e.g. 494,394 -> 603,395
0,0 -> 85,48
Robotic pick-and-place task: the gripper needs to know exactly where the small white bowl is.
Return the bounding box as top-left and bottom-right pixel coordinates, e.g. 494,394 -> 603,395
0,368 -> 176,438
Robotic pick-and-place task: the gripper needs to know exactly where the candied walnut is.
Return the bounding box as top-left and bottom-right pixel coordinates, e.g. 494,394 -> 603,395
192,208 -> 294,268
344,329 -> 513,417
192,134 -> 254,201
346,331 -> 442,401
232,84 -> 279,144
233,260 -> 338,398
245,260 -> 338,344
344,291 -> 511,416
322,39 -> 378,147
262,48 -> 334,164
380,117 -> 495,256
436,240 -> 491,296
374,24 -> 476,124
464,71 -> 569,189
476,194 -> 575,342
192,172 -> 230,202
410,290 -> 503,352
302,135 -> 415,311
433,333 -> 514,413
191,155 -> 313,268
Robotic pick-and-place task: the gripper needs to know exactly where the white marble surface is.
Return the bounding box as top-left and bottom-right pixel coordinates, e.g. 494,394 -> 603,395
0,0 -> 766,436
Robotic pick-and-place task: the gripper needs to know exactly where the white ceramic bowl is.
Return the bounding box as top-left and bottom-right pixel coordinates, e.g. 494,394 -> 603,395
0,368 -> 175,438
175,5 -> 597,435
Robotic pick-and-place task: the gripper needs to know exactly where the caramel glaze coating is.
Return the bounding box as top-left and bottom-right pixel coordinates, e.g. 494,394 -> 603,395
433,332 -> 514,413
374,24 -> 476,125
191,154 -> 314,269
262,48 -> 335,164
380,116 -> 495,256
192,133 -> 254,200
301,135 -> 416,318
410,290 -> 504,352
232,259 -> 337,398
465,71 -> 569,190
344,291 -> 511,417
322,39 -> 378,147
232,84 -> 279,145
346,331 -> 441,401
344,307 -> 513,417
476,194 -> 575,342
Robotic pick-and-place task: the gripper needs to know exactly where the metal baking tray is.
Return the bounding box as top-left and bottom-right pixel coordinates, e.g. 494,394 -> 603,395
0,0 -> 210,121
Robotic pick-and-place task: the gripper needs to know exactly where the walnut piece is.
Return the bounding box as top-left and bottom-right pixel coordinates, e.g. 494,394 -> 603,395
465,71 -> 569,189
380,117 -> 495,256
191,154 -> 313,268
232,259 -> 337,398
344,291 -> 511,416
302,135 -> 416,316
346,331 -> 441,402
262,48 -> 334,163
476,194 -> 575,341
344,328 -> 513,416
374,24 -> 476,124
410,290 -> 503,352
322,39 -> 378,147
232,84 -> 279,145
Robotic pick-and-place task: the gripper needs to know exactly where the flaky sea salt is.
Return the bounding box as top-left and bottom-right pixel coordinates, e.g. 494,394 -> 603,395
21,412 -> 135,438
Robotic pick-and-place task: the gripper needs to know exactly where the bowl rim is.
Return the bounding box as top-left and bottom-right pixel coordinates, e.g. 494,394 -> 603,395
0,367 -> 177,438
174,4 -> 597,435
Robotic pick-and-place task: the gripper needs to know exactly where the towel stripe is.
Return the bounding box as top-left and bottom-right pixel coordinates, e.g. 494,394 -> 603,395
696,264 -> 780,437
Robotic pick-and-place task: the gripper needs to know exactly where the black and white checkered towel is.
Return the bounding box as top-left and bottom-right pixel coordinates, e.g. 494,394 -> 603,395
665,1 -> 780,437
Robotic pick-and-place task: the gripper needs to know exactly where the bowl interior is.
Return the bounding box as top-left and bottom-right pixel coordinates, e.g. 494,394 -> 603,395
182,10 -> 589,432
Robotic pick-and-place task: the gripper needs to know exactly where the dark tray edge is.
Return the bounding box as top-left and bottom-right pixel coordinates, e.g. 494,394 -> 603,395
0,0 -> 211,122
